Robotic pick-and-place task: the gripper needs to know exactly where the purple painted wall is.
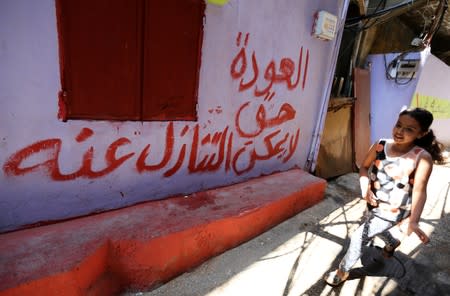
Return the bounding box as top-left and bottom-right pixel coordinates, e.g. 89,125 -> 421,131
367,51 -> 423,143
368,50 -> 450,146
0,0 -> 348,232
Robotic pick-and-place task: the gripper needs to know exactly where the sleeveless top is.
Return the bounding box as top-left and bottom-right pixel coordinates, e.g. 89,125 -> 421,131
369,139 -> 425,222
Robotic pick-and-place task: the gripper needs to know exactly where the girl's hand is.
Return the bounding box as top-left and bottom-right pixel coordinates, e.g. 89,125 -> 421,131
407,221 -> 430,244
363,191 -> 378,207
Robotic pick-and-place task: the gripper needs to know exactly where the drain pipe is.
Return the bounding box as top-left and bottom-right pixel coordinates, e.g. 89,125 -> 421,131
305,0 -> 350,173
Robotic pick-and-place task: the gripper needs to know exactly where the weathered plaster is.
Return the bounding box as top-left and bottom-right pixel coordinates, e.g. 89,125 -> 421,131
0,0 -> 347,232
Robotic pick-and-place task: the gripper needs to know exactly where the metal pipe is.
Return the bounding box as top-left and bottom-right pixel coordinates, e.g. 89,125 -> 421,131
346,0 -> 428,26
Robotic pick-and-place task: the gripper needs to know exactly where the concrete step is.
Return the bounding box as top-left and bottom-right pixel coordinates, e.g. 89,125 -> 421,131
0,168 -> 326,295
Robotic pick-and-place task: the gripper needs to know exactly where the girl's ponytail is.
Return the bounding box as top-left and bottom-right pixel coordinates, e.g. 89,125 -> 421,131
414,129 -> 445,163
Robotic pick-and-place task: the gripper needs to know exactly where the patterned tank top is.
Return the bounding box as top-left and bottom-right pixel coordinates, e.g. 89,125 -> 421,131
369,139 -> 424,222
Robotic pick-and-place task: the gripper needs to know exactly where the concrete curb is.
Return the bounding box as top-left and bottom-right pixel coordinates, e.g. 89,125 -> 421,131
0,169 -> 326,295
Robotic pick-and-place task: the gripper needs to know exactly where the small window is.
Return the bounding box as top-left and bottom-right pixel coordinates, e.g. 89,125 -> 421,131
56,0 -> 204,121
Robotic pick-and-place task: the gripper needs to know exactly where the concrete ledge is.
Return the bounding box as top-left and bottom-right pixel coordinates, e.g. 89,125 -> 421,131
0,169 -> 326,295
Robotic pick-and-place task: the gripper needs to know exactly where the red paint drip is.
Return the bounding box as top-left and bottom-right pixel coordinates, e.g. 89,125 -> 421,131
57,91 -> 67,121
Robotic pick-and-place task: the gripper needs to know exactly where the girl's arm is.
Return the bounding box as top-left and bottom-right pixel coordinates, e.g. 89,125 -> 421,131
359,142 -> 378,206
407,151 -> 433,243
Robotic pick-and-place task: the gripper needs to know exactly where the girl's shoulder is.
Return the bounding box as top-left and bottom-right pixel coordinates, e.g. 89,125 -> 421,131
416,148 -> 432,162
406,146 -> 432,167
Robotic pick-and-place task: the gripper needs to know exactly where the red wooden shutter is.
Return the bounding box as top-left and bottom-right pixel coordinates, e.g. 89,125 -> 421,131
57,0 -> 142,120
141,0 -> 204,120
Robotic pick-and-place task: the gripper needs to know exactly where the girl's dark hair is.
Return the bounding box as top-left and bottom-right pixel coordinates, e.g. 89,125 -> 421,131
400,107 -> 445,163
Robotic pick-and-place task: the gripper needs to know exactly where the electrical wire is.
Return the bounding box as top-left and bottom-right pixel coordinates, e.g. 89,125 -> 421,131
434,0 -> 448,33
338,0 -> 387,61
360,0 -> 387,31
345,0 -> 387,30
423,0 -> 448,45
339,1 -> 437,89
346,0 -> 448,46
383,53 -> 416,85
334,1 -> 388,97
345,0 -> 420,26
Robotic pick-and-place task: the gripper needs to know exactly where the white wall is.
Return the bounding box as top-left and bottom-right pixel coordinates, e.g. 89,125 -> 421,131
413,53 -> 450,146
0,0 -> 348,232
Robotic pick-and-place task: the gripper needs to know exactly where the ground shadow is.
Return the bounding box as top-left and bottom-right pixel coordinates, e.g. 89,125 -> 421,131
127,167 -> 449,296
297,167 -> 450,296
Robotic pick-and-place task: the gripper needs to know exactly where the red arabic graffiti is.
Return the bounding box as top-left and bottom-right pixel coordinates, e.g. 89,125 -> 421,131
3,31 -> 306,181
3,128 -> 135,181
3,110 -> 299,180
235,101 -> 296,138
230,32 -> 309,100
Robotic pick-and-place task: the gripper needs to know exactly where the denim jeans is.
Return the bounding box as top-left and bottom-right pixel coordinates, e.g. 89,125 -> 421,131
339,210 -> 399,272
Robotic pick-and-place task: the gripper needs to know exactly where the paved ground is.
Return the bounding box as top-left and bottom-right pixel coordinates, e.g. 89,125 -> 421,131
124,162 -> 450,296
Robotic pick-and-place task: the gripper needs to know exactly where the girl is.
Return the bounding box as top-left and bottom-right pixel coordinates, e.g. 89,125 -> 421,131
325,107 -> 444,286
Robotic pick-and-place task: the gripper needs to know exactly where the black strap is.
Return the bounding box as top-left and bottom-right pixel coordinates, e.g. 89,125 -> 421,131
376,140 -> 386,160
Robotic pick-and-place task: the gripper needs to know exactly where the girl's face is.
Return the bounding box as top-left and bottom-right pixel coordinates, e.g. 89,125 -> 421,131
392,114 -> 426,145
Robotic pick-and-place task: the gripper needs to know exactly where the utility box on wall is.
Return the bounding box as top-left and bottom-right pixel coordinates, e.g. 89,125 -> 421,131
312,11 -> 338,41
396,59 -> 420,79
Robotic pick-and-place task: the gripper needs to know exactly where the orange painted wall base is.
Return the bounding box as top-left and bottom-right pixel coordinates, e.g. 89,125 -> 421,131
0,169 -> 326,295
